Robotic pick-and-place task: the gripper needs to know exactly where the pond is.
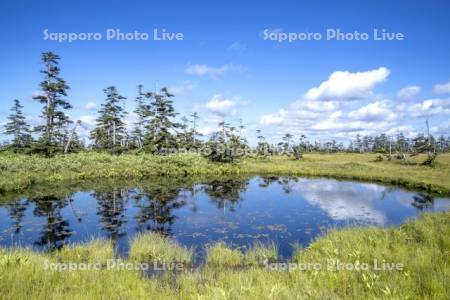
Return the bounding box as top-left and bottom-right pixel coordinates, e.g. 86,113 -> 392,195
1,176 -> 449,258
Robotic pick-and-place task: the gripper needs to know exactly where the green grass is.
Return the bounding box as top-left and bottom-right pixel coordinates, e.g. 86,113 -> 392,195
129,232 -> 194,264
53,238 -> 113,264
1,152 -> 450,195
205,242 -> 243,267
0,212 -> 449,299
243,242 -> 278,266
0,242 -> 169,299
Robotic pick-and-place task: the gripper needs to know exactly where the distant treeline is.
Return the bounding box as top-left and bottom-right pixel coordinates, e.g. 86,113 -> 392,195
302,132 -> 450,154
2,52 -> 449,162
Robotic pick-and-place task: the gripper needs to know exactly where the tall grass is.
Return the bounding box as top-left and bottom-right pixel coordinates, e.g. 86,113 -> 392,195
129,232 -> 194,264
205,242 -> 243,267
1,152 -> 450,194
243,241 -> 278,266
0,212 -> 449,299
52,239 -> 114,264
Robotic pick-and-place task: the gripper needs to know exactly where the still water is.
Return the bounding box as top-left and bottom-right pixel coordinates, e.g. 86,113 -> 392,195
1,176 -> 449,258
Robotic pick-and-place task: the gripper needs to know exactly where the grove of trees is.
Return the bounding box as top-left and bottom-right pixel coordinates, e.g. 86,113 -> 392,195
2,51 -> 450,163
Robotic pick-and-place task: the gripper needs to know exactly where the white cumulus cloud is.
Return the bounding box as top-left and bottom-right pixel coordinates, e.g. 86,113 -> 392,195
433,79 -> 450,94
396,98 -> 450,118
84,102 -> 98,110
204,95 -> 248,117
348,101 -> 396,122
260,109 -> 288,125
304,67 -> 390,101
397,85 -> 421,100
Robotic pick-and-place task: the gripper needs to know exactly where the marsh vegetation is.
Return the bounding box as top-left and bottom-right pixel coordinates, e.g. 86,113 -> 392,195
0,212 -> 448,299
1,51 -> 450,299
1,152 -> 450,195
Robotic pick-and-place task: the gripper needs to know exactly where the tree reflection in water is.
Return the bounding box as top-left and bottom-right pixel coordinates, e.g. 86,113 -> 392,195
32,195 -> 72,250
133,184 -> 187,235
5,198 -> 29,234
0,176 -> 446,253
258,176 -> 279,188
258,176 -> 298,194
203,179 -> 249,212
279,177 -> 298,194
412,194 -> 434,210
94,188 -> 129,240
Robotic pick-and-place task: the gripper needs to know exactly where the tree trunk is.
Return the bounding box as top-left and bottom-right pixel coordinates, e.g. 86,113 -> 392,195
113,121 -> 116,145
64,121 -> 80,153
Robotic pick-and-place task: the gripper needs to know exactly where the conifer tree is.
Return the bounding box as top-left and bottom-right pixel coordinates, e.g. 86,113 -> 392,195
176,116 -> 191,147
279,133 -> 293,153
90,86 -> 127,151
190,112 -> 201,147
4,99 -> 32,148
144,87 -> 181,152
131,85 -> 150,149
256,129 -> 270,156
32,52 -> 72,147
205,120 -> 247,162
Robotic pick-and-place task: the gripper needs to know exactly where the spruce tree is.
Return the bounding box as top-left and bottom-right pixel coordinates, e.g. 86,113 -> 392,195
4,99 -> 32,148
279,133 -> 293,153
33,52 -> 72,147
176,116 -> 191,147
395,132 -> 408,159
174,113 -> 203,149
256,129 -> 270,156
90,86 -> 127,151
144,87 -> 181,152
205,120 -> 247,162
131,85 -> 150,149
190,112 -> 201,147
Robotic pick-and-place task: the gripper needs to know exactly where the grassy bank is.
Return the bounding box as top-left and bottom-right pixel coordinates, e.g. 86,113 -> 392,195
0,212 -> 448,299
0,152 -> 450,194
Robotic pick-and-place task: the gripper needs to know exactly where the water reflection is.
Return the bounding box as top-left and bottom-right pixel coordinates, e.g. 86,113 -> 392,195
32,195 -> 73,250
5,198 -> 28,234
0,176 -> 449,256
133,185 -> 187,235
94,189 -> 128,239
203,179 -> 248,212
412,194 -> 434,210
293,180 -> 389,225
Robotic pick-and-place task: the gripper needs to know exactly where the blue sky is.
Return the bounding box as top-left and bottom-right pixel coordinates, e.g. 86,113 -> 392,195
1,0 -> 450,145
